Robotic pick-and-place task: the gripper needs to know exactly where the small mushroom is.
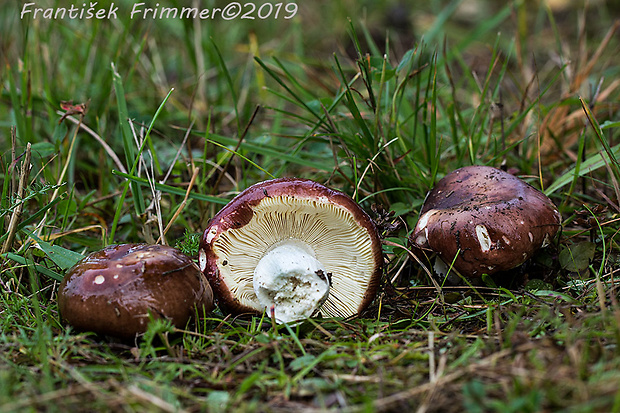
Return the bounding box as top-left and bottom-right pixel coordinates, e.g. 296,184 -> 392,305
58,244 -> 214,339
199,178 -> 383,324
410,166 -> 561,277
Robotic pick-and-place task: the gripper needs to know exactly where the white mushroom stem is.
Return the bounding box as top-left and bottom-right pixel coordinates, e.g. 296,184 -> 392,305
253,242 -> 330,324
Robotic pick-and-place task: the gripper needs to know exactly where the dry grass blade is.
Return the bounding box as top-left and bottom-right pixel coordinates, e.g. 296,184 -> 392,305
157,166 -> 200,244
575,20 -> 620,87
540,19 -> 620,156
335,349 -> 513,413
212,105 -> 261,193
383,239 -> 441,296
0,385 -> 92,412
2,141 -> 32,254
123,385 -> 188,413
41,225 -> 107,243
56,111 -> 127,174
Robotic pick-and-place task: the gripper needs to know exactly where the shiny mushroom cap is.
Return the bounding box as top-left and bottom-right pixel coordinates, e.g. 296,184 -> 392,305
410,166 -> 561,277
58,244 -> 214,339
199,178 -> 383,323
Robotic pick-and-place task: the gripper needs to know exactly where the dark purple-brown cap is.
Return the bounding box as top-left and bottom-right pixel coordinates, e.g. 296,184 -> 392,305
410,166 -> 561,277
58,244 -> 214,339
199,178 -> 383,321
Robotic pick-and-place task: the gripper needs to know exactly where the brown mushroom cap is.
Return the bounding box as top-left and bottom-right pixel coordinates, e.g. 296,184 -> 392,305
58,244 -> 214,339
199,177 -> 383,319
410,166 -> 561,277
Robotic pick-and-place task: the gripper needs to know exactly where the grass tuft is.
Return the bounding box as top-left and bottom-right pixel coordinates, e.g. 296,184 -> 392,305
2,1 -> 620,411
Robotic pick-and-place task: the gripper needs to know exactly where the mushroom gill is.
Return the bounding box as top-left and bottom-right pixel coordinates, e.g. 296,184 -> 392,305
199,178 -> 383,322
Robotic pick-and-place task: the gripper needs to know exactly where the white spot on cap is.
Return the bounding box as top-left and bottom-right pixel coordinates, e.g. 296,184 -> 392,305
206,227 -> 218,244
116,264 -> 123,268
476,225 -> 491,252
199,249 -> 207,272
94,275 -> 105,285
113,274 -> 119,280
528,232 -> 534,243
417,209 -> 437,232
415,210 -> 438,246
502,236 -> 511,245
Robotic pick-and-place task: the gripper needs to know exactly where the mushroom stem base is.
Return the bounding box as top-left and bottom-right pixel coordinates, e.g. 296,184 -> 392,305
253,242 -> 330,324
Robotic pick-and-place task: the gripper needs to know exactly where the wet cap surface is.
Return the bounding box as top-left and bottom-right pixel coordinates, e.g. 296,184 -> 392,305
411,166 -> 561,277
58,244 -> 213,339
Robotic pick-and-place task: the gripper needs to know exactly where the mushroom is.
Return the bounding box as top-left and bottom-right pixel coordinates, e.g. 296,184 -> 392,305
58,244 -> 214,339
199,178 -> 383,324
410,166 -> 561,277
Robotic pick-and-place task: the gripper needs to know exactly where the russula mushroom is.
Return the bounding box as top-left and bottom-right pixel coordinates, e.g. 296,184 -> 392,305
199,178 -> 383,324
410,166 -> 561,277
58,244 -> 214,339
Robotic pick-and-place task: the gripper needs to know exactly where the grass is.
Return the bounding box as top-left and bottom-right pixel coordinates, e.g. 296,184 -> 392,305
2,0 -> 620,411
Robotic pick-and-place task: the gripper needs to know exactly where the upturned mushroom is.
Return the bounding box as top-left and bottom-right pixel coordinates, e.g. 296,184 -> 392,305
58,244 -> 214,339
199,178 -> 383,324
410,166 -> 561,277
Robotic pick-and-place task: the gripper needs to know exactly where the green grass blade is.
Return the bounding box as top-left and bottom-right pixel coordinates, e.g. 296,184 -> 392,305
206,139 -> 275,179
333,54 -> 375,150
111,62 -> 145,216
545,142 -> 620,195
440,2 -> 514,66
424,0 -> 463,44
581,98 -> 620,173
2,252 -> 64,282
7,67 -> 26,143
254,56 -> 324,126
206,133 -> 332,172
111,170 -> 229,205
23,231 -> 85,270
211,39 -> 240,132
0,192 -> 65,246
108,87 -> 174,242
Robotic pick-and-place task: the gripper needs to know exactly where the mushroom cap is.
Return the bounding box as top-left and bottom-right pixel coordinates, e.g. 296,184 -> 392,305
58,244 -> 214,339
199,177 -> 383,318
410,166 -> 561,277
